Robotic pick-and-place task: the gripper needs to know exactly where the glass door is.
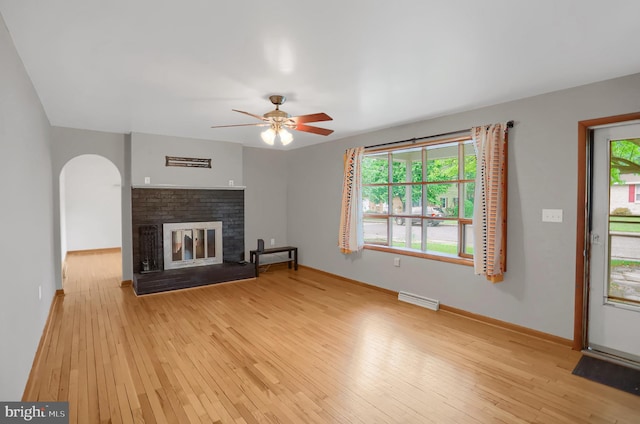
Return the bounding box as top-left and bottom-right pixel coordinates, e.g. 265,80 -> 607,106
588,122 -> 640,363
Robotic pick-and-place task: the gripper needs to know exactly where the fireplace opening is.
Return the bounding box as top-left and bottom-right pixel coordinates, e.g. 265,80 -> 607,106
163,221 -> 222,270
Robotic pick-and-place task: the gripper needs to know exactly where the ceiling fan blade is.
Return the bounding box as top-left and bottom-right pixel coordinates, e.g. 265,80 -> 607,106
290,112 -> 333,124
232,109 -> 266,121
293,123 -> 334,136
210,123 -> 268,129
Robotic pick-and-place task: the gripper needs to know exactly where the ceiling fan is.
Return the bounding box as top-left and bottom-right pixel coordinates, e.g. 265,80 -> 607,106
211,95 -> 333,146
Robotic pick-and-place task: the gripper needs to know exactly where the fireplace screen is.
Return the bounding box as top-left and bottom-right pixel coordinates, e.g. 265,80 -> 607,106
163,222 -> 222,270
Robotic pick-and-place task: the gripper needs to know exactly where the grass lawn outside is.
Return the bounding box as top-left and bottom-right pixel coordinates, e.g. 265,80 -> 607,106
390,240 -> 473,255
364,218 -> 472,255
610,259 -> 640,267
610,215 -> 640,232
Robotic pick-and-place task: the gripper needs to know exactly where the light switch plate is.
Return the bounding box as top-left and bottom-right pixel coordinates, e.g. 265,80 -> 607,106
542,209 -> 563,223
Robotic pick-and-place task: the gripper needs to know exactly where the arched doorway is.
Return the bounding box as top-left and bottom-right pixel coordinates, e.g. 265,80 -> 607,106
59,154 -> 122,290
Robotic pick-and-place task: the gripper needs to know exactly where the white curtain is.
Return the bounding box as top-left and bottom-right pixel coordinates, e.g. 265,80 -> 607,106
338,147 -> 364,254
472,123 -> 508,281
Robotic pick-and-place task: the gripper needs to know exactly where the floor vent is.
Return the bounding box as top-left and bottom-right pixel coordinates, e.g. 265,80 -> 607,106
398,291 -> 440,311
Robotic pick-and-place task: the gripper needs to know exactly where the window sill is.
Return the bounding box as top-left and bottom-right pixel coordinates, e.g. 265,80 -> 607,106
364,244 -> 474,267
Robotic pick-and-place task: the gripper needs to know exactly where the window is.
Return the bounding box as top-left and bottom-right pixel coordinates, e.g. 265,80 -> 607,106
636,184 -> 640,203
362,137 -> 475,264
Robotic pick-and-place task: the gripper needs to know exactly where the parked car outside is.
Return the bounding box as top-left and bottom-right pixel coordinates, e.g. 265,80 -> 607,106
394,206 -> 444,226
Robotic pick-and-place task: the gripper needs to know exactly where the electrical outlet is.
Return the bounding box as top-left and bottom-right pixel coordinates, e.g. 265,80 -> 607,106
144,177 -> 151,184
228,179 -> 234,186
394,257 -> 400,267
542,209 -> 563,223
38,285 -> 42,300
270,238 -> 275,246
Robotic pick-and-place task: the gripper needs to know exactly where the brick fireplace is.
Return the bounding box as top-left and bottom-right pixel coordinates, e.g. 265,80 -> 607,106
131,188 -> 245,274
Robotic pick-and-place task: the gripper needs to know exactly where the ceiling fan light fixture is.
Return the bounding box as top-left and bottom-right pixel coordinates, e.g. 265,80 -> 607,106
261,127 -> 276,145
279,128 -> 293,145
211,94 -> 333,144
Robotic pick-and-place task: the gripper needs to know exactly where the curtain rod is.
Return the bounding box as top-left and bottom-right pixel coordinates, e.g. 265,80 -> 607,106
364,120 -> 514,150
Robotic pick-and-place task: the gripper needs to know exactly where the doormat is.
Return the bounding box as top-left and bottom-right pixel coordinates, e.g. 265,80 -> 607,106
572,355 -> 640,396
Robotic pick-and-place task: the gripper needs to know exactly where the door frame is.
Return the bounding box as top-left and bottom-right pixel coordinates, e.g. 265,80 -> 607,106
574,111 -> 640,350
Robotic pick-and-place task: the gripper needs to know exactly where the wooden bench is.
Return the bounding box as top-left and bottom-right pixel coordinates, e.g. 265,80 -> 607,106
249,246 -> 298,277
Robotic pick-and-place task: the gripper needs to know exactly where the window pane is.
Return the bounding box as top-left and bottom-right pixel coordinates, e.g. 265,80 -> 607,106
392,187 -> 407,214
463,182 -> 475,219
391,218 -> 422,250
392,184 -> 422,216
392,148 -> 422,183
194,229 -> 205,259
609,233 -> 640,303
464,223 -> 474,255
609,216 -> 640,303
363,218 -> 388,245
363,154 -> 389,184
464,142 -> 476,179
183,230 -> 193,260
412,157 -> 423,183
172,230 -> 182,261
207,229 -> 216,258
363,186 -> 388,214
609,139 -> 640,188
425,222 -> 458,256
426,144 -> 458,182
392,156 -> 406,183
427,183 -> 458,217
608,137 -> 640,303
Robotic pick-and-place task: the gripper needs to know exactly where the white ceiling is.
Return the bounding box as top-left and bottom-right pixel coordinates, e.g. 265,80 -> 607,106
1,1 -> 639,149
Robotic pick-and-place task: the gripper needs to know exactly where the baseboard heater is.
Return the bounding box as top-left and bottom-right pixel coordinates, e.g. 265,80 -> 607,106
398,291 -> 440,311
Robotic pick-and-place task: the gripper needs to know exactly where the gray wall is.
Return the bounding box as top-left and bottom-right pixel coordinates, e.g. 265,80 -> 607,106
0,15 -> 55,400
51,127 -> 132,285
131,132 -> 243,188
59,168 -> 67,263
286,72 -> 640,340
243,147 -> 288,257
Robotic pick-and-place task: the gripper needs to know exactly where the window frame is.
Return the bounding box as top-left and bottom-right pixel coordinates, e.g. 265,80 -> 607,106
362,135 -> 475,266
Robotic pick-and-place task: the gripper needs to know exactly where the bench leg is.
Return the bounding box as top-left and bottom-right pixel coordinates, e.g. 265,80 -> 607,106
255,254 -> 260,277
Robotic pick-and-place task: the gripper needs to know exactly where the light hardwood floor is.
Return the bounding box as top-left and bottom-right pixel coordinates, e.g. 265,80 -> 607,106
25,251 -> 640,423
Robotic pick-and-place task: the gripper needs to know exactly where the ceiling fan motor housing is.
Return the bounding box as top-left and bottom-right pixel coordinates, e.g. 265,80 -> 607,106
269,95 -> 286,106
264,95 -> 290,121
